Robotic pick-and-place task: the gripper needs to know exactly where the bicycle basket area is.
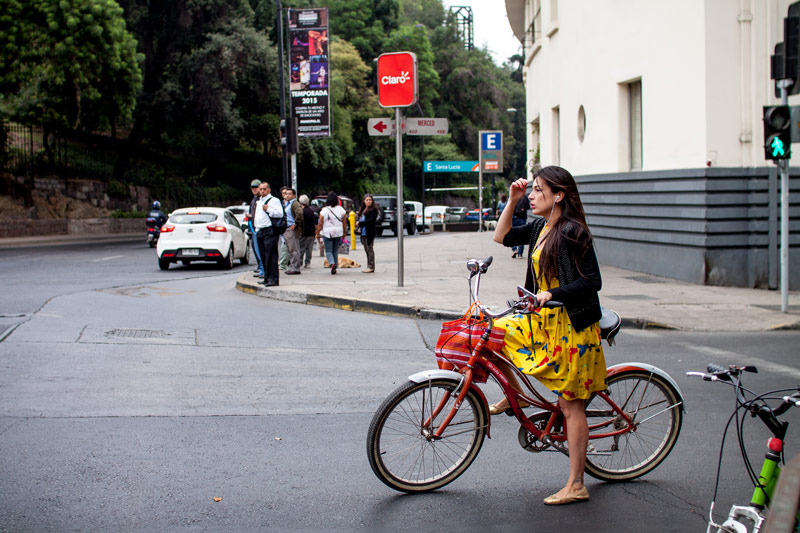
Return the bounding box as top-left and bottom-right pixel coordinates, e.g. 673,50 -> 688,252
434,318 -> 505,384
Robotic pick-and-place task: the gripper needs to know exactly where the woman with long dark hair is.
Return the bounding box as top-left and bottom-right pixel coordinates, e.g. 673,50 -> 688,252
357,194 -> 378,273
315,192 -> 346,274
492,165 -> 607,506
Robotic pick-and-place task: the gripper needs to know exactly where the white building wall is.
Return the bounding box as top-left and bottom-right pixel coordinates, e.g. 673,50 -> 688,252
521,0 -> 797,175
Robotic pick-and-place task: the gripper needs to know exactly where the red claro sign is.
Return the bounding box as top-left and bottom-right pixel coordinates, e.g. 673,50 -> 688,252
377,52 -> 418,108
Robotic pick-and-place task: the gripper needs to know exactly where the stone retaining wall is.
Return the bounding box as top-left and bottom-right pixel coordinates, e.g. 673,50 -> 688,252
2,218 -> 144,239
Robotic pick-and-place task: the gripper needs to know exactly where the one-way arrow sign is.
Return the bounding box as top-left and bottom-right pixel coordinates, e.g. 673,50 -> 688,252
368,118 -> 396,136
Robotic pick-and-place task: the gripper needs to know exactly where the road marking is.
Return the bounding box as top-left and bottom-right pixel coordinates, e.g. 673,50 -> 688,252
91,255 -> 123,262
678,342 -> 800,380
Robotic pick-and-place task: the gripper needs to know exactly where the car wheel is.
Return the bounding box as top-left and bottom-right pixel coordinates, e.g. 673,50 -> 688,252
219,246 -> 234,269
158,258 -> 170,270
407,222 -> 415,235
240,244 -> 250,265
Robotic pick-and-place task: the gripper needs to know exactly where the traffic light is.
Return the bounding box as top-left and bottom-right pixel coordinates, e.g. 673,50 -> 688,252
279,117 -> 299,154
763,105 -> 792,160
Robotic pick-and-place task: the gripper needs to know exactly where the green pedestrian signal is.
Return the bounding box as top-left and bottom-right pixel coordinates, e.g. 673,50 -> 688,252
763,105 -> 792,160
771,136 -> 787,157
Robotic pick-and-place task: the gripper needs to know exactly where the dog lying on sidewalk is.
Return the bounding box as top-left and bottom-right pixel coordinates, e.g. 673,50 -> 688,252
323,257 -> 361,268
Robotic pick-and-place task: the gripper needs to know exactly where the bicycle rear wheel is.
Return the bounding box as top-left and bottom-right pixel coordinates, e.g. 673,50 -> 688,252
584,370 -> 683,481
367,379 -> 487,493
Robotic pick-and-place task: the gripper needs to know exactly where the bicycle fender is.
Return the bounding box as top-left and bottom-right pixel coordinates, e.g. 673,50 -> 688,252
408,369 -> 492,437
606,362 -> 686,412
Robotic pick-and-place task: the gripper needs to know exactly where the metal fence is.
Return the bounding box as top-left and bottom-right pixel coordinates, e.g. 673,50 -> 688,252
1,121 -> 67,174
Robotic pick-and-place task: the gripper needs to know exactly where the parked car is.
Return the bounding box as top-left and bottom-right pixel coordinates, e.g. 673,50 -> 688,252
373,195 -> 415,236
311,195 -> 355,214
156,207 -> 250,270
444,206 -> 468,223
417,205 -> 448,230
405,201 -> 423,231
225,203 -> 250,227
464,208 -> 495,221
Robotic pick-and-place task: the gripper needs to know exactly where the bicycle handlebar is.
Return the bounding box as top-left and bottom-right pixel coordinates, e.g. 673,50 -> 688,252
466,256 -> 563,320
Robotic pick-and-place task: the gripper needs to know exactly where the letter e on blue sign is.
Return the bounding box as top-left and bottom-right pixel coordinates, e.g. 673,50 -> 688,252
482,132 -> 502,151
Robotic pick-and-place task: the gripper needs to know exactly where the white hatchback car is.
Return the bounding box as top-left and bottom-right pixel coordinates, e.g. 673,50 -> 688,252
156,207 -> 250,270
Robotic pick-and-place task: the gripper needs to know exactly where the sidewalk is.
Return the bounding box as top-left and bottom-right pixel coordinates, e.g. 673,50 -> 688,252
237,231 -> 800,331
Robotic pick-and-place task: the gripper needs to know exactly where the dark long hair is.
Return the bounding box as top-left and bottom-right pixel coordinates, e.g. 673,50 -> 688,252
359,194 -> 375,217
534,166 -> 593,287
325,191 -> 339,207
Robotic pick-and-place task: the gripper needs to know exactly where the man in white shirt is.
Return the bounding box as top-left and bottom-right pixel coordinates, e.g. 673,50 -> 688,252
254,181 -> 284,286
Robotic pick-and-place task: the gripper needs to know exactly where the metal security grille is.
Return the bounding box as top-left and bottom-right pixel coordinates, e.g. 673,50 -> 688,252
106,329 -> 166,339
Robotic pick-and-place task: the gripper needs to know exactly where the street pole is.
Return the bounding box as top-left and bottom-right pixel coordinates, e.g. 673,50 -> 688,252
478,165 -> 483,232
779,80 -> 791,313
396,107 -> 404,287
275,0 -> 289,187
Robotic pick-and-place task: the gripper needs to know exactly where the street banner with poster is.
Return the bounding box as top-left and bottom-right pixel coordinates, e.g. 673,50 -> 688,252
288,8 -> 331,137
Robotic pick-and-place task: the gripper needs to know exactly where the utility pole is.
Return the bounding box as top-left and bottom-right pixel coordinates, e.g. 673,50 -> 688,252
275,0 -> 289,187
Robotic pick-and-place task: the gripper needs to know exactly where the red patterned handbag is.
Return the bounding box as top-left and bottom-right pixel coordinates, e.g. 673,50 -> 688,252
434,306 -> 505,384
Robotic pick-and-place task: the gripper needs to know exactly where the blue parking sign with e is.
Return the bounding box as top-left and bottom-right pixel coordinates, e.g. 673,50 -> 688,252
482,132 -> 502,151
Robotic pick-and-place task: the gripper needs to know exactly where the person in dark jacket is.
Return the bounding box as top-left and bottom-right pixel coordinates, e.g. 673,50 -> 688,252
298,195 -> 316,268
511,194 -> 529,258
491,165 -> 606,506
357,194 -> 378,273
248,179 -> 263,276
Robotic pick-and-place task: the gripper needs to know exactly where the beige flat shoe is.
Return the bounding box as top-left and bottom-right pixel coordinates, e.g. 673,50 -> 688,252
488,400 -> 530,416
543,487 -> 589,505
361,268 -> 374,273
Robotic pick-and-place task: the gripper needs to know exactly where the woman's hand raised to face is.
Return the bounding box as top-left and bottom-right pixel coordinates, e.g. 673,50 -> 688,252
509,178 -> 530,203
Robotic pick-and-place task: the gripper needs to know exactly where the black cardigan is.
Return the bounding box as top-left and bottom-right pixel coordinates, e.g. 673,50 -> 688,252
502,217 -> 602,331
358,207 -> 378,242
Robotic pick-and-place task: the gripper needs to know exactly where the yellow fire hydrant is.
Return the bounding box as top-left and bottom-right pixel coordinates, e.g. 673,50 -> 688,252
349,210 -> 357,250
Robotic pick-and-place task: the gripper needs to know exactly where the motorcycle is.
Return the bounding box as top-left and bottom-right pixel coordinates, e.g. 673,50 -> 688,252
145,217 -> 161,247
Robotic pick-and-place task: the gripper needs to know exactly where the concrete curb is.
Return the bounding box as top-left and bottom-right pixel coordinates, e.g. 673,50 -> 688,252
235,277 -> 678,328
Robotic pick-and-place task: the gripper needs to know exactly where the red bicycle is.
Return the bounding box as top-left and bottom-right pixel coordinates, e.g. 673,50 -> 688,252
367,256 -> 685,493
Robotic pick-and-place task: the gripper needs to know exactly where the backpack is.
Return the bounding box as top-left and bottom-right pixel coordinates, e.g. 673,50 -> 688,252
269,198 -> 287,235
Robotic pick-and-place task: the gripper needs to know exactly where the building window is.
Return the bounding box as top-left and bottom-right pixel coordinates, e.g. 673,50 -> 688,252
552,106 -> 560,165
577,105 -> 586,143
526,0 -> 542,51
628,80 -> 642,170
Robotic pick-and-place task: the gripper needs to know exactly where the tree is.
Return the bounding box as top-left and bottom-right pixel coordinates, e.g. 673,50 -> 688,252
398,0 -> 444,29
114,0 -> 279,179
0,0 -> 142,137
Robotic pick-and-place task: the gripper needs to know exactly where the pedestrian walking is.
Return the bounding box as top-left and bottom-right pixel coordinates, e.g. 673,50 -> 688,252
315,192 -> 347,275
357,194 -> 378,273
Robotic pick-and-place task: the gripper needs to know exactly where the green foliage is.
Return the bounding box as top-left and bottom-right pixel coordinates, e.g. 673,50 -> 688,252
383,24 -> 440,117
107,179 -> 129,199
0,0 -> 142,132
399,0 -> 444,29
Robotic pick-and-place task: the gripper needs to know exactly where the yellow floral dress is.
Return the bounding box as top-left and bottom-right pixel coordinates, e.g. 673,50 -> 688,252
495,246 -> 607,400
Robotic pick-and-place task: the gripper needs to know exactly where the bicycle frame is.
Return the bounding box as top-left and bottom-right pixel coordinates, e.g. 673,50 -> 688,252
424,318 -> 668,449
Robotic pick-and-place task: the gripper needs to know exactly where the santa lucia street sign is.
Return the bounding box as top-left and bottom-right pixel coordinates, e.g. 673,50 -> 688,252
368,117 -> 449,136
424,160 -> 479,172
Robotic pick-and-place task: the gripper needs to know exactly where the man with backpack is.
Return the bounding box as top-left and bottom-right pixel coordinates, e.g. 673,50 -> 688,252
254,181 -> 285,287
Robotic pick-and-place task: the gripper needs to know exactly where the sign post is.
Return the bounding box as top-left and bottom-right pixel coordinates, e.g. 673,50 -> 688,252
377,51 -> 418,287
479,131 -> 503,231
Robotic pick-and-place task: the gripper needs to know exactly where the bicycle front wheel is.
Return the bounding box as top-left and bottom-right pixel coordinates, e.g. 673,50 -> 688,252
584,370 -> 683,481
367,379 -> 487,493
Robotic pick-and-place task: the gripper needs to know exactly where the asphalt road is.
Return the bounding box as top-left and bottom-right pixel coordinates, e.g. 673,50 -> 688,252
1,240 -> 799,531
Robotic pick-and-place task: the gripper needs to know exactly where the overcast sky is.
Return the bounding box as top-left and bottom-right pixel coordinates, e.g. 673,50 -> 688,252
442,1 -> 522,64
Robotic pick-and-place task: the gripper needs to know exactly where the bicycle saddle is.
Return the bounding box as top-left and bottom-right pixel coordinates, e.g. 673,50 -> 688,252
598,307 -> 621,346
